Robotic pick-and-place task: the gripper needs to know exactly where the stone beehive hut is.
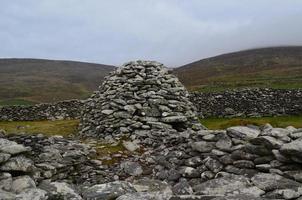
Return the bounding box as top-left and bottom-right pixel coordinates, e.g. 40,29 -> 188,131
79,60 -> 203,138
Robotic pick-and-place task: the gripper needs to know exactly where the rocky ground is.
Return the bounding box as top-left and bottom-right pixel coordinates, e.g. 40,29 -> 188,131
1,123 -> 302,199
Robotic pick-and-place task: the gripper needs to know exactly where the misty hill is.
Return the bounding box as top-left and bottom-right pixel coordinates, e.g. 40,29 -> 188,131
0,59 -> 114,105
174,46 -> 302,92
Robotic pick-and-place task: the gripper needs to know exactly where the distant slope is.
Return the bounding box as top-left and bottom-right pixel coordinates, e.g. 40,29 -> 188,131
174,46 -> 302,92
0,59 -> 114,104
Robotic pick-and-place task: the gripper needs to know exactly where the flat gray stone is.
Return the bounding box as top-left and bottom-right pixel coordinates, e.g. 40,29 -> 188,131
193,174 -> 259,196
121,161 -> 143,176
82,181 -> 136,200
280,139 -> 302,158
161,116 -> 187,123
0,155 -> 34,172
15,188 -> 47,200
0,153 -> 11,163
191,141 -> 214,153
227,126 -> 260,140
11,175 -> 36,194
251,173 -> 302,191
0,144 -> 31,155
0,189 -> 15,200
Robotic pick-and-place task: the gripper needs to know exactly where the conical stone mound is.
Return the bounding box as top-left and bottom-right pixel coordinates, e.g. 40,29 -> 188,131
79,60 -> 204,138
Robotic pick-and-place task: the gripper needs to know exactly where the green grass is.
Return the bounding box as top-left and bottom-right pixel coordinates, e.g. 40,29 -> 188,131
0,99 -> 37,106
200,116 -> 302,129
0,119 -> 79,137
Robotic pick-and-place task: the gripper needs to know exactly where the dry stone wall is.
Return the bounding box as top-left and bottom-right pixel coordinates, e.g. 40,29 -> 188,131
191,88 -> 302,118
1,89 -> 302,122
0,100 -> 84,121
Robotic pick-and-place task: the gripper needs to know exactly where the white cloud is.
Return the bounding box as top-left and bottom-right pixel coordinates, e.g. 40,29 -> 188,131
0,0 -> 301,66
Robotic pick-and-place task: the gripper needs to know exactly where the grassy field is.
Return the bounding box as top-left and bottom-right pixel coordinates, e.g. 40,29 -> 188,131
0,119 -> 79,137
0,116 -> 301,138
200,116 -> 302,129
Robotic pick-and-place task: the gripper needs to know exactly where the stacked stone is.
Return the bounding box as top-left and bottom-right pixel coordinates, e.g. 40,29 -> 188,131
0,134 -> 110,199
79,60 -> 203,139
191,88 -> 302,118
138,124 -> 302,199
0,99 -> 84,121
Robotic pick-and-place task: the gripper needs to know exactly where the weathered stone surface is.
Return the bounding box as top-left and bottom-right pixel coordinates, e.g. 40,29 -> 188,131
0,189 -> 16,200
0,155 -> 34,172
82,181 -> 136,200
121,161 -> 143,176
116,192 -> 172,200
191,141 -> 214,153
0,144 -> 31,155
0,153 -> 11,163
227,126 -> 260,140
280,139 -> 302,159
0,172 -> 12,191
15,188 -> 47,200
193,175 -> 252,196
251,173 -> 302,191
39,181 -> 82,200
11,175 -> 36,193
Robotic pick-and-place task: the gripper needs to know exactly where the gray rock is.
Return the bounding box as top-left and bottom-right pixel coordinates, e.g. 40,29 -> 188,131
11,176 -> 36,194
280,139 -> 302,159
0,153 -> 11,163
161,116 -> 187,123
0,144 -> 31,155
0,173 -> 12,191
122,141 -> 140,152
82,181 -> 136,200
39,181 -> 82,200
0,138 -> 17,149
0,155 -> 34,172
132,178 -> 172,194
204,157 -> 223,173
191,141 -> 214,153
116,192 -> 172,200
267,128 -> 291,138
179,167 -> 200,178
233,160 -> 255,169
101,110 -> 114,115
216,134 -> 232,151
251,173 -> 302,191
250,136 -> 283,149
121,161 -> 143,176
172,180 -> 193,195
15,188 -> 47,200
284,170 -> 302,182
227,126 -> 260,140
193,174 -> 259,196
263,188 -> 302,199
0,189 -> 15,200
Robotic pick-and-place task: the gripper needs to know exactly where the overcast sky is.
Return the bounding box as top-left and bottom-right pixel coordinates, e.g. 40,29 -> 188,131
0,0 -> 302,67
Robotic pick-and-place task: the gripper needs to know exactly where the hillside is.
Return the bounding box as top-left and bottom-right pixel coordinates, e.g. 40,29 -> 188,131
0,59 -> 114,105
174,46 -> 302,92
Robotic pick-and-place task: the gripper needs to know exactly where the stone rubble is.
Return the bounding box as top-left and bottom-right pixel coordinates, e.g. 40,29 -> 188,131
79,60 -> 204,139
0,124 -> 302,199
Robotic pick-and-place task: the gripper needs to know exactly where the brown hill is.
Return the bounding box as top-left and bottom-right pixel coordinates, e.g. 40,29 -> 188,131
173,46 -> 302,92
0,58 -> 115,105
